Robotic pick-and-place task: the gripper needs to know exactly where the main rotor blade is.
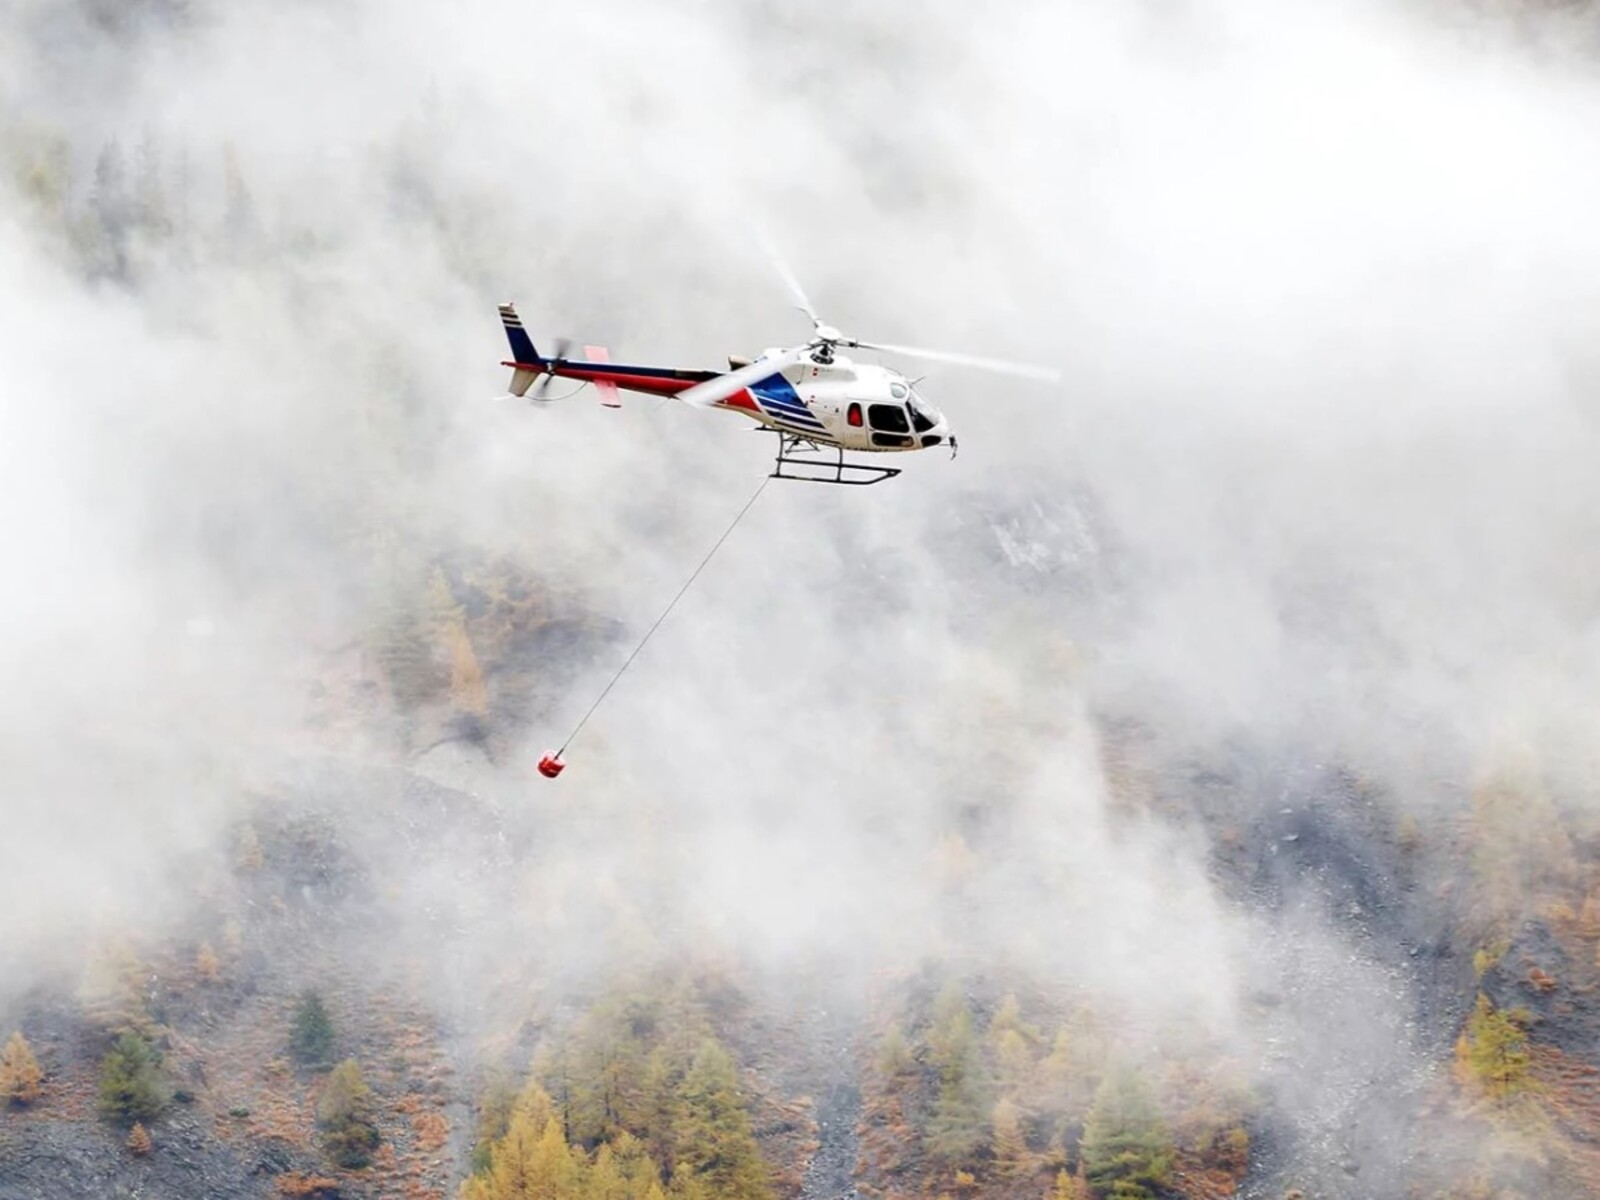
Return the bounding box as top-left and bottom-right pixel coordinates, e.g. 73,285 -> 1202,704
676,346 -> 812,409
773,255 -> 821,328
750,228 -> 821,328
847,339 -> 1061,383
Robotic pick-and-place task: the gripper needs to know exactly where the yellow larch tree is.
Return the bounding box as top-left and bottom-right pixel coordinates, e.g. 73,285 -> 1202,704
1,1031 -> 44,1105
992,1095 -> 1031,1181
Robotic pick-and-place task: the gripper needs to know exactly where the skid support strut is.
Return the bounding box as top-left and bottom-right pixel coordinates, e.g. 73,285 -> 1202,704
767,431 -> 902,486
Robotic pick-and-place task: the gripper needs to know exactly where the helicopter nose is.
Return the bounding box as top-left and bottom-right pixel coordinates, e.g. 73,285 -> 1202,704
920,418 -> 953,451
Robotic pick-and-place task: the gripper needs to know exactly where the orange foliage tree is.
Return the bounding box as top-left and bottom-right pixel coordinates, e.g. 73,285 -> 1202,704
1,1031 -> 43,1105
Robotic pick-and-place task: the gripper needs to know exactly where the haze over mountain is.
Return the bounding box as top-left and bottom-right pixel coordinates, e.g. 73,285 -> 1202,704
6,2 -> 1600,1198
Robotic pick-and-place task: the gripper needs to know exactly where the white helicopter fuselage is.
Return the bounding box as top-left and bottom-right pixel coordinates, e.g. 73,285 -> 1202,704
715,351 -> 956,454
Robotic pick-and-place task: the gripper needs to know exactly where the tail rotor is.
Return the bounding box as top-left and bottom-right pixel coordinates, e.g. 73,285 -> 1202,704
530,338 -> 572,402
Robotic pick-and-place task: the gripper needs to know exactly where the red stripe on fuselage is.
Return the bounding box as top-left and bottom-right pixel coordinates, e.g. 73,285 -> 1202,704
501,360 -> 762,413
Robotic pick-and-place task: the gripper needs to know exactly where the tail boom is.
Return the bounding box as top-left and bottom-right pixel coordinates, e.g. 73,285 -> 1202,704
496,303 -> 754,406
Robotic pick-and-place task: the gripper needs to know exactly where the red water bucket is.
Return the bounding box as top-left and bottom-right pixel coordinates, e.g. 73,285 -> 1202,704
537,753 -> 565,779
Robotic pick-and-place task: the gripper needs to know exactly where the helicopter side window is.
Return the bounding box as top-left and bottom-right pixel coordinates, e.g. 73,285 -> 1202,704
867,404 -> 910,434
871,432 -> 913,448
847,402 -> 863,427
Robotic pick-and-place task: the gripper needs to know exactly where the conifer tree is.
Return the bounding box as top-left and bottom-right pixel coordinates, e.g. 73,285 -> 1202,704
609,1131 -> 666,1199
195,943 -> 222,984
1,1031 -> 43,1105
1456,993 -> 1531,1103
463,1105 -> 591,1200
668,1171 -> 713,1200
98,1031 -> 169,1124
992,1096 -> 1031,1181
995,1029 -> 1036,1106
591,1142 -> 629,1200
876,1024 -> 915,1079
471,1072 -> 520,1170
127,1121 -> 152,1156
1036,1011 -> 1106,1154
926,984 -> 990,1166
672,1040 -> 771,1200
989,994 -> 1036,1045
644,1041 -> 689,1168
317,1059 -> 380,1168
462,1105 -> 538,1200
289,991 -> 335,1068
530,1116 -> 586,1196
1079,1066 -> 1171,1200
567,997 -> 656,1146
512,1079 -> 560,1132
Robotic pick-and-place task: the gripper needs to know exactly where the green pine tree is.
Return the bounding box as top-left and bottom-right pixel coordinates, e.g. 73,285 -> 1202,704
97,1032 -> 169,1125
1079,1066 -> 1172,1200
289,990 -> 335,1068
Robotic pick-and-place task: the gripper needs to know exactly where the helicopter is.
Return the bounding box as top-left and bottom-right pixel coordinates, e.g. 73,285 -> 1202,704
497,271 -> 1060,485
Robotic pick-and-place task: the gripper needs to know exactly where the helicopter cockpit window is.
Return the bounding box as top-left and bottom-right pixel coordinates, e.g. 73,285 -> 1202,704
867,404 -> 910,434
907,395 -> 938,434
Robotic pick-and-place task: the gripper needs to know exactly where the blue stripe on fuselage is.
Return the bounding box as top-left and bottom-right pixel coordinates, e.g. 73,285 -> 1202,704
751,372 -> 803,403
750,375 -> 825,428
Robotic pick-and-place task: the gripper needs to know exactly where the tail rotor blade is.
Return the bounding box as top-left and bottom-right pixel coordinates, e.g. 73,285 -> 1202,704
531,338 -> 573,401
676,346 -> 812,409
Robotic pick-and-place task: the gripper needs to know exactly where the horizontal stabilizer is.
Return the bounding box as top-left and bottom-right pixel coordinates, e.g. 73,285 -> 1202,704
585,345 -> 621,408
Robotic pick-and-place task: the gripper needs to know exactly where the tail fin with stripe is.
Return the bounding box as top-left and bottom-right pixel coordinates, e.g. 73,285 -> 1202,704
499,303 -> 542,397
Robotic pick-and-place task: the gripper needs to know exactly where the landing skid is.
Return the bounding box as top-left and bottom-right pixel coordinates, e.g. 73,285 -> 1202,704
765,431 -> 902,486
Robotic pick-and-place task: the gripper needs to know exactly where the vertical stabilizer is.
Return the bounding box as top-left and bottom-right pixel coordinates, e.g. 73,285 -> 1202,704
499,303 -> 542,396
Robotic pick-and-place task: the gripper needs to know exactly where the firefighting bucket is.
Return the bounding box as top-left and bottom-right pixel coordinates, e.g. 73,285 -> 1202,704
537,753 -> 565,779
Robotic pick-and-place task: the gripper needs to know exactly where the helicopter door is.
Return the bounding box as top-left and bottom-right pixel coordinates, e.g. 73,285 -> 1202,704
866,403 -> 913,448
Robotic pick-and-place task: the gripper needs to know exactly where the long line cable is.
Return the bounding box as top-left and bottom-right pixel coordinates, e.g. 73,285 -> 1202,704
556,472 -> 773,757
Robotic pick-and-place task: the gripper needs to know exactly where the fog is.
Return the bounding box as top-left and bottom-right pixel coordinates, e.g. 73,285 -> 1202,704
5,0 -> 1600,1192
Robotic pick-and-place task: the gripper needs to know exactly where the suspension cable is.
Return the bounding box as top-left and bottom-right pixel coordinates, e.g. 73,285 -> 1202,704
555,472 -> 773,758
